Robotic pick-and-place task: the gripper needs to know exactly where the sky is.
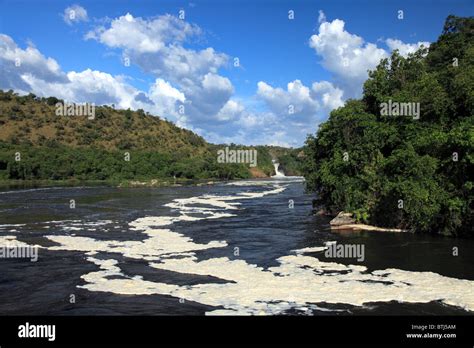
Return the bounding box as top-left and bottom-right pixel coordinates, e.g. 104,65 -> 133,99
0,0 -> 472,147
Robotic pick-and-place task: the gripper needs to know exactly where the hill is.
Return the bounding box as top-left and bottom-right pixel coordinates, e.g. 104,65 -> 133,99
0,91 -> 302,182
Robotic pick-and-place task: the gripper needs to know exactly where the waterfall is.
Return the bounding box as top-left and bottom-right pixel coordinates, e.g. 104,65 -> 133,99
272,162 -> 285,178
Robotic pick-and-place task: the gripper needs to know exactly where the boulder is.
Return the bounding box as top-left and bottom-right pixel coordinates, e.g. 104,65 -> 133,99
329,212 -> 356,226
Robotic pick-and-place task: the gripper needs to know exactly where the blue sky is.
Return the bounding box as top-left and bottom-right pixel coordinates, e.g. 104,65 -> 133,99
0,0 -> 472,146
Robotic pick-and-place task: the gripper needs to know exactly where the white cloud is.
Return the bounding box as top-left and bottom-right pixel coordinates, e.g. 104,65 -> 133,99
86,13 -> 200,53
386,38 -> 430,56
309,17 -> 388,98
148,78 -> 185,107
0,34 -> 185,123
87,13 -> 231,124
199,126 -> 292,148
318,10 -> 326,24
21,69 -> 184,120
215,100 -> 244,121
0,34 -> 68,93
309,11 -> 430,98
63,5 -> 88,25
252,79 -> 344,147
257,80 -> 320,120
312,81 -> 344,110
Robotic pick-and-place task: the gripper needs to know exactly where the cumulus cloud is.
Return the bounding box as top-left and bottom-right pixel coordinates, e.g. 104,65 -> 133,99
309,17 -> 388,98
257,80 -> 319,120
21,69 -> 184,119
0,34 -> 68,93
147,78 -> 187,126
257,79 -> 343,119
249,79 -> 344,147
200,120 -> 292,148
311,81 -> 344,110
86,13 -> 230,123
385,38 -> 430,56
215,100 -> 244,121
0,34 -> 185,123
63,5 -> 88,25
86,13 -> 200,52
310,11 -> 431,98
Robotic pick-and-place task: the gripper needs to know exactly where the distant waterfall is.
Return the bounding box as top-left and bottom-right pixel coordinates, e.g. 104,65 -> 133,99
272,162 -> 285,178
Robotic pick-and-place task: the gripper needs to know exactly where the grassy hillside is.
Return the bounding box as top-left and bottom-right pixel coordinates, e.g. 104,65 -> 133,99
0,90 -> 302,182
0,91 -> 208,153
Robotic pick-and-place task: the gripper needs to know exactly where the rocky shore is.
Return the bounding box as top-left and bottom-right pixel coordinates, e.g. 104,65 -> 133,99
329,212 -> 407,233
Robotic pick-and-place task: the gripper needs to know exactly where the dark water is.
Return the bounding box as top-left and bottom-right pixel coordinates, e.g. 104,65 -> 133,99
0,180 -> 473,315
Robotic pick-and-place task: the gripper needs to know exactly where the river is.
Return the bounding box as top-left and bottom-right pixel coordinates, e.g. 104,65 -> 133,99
0,178 -> 473,315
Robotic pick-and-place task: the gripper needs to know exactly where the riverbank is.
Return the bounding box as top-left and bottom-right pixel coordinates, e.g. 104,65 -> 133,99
0,179 -> 118,190
0,176 -> 257,190
0,178 -> 214,190
329,212 -> 408,233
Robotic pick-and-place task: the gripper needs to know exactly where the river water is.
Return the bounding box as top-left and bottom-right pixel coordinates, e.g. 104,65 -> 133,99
0,178 -> 473,315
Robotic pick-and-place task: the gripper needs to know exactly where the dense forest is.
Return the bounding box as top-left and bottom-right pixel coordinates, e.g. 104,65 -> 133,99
0,91 -> 303,183
303,16 -> 473,237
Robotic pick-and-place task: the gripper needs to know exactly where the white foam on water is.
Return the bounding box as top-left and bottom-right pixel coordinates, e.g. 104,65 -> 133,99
6,182 -> 474,315
293,246 -> 328,254
62,227 -> 83,231
226,177 -> 304,186
293,241 -> 337,254
165,196 -> 242,211
0,187 -> 65,195
62,245 -> 474,315
47,227 -> 227,262
44,220 -> 83,224
0,235 -> 28,246
68,220 -> 114,226
0,235 -> 43,249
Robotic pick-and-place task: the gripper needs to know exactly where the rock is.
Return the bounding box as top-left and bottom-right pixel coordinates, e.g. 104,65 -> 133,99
329,211 -> 408,233
331,223 -> 407,233
329,212 -> 356,226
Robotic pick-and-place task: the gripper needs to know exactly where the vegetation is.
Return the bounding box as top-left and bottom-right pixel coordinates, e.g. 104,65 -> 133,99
303,16 -> 473,237
0,90 -> 302,183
